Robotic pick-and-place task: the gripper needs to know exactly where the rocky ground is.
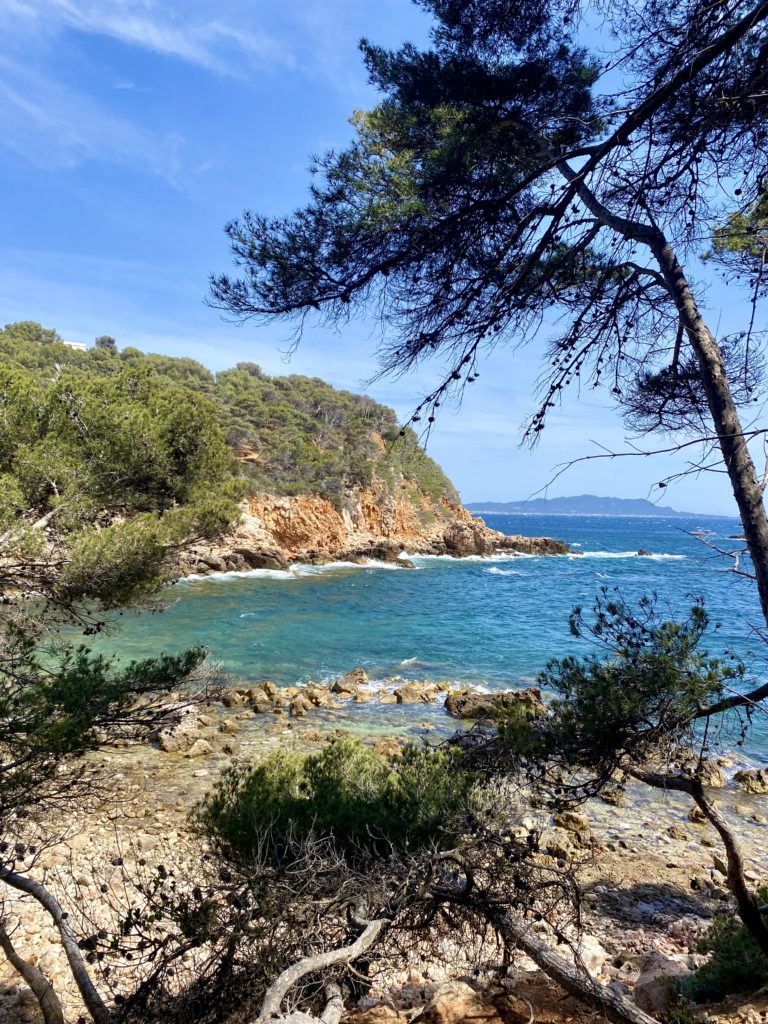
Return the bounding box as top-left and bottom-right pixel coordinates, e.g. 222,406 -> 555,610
1,674 -> 767,1024
178,490 -> 570,575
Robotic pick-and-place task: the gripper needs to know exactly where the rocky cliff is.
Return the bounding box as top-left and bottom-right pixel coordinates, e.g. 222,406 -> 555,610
180,477 -> 569,574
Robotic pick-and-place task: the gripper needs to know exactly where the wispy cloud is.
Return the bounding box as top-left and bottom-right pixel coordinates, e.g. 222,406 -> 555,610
2,0 -> 295,76
0,55 -> 187,180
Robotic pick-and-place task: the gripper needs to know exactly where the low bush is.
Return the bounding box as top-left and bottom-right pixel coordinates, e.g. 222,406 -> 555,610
682,887 -> 768,1002
194,738 -> 473,863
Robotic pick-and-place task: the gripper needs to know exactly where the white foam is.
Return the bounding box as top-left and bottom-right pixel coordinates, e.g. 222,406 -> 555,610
405,552 -> 531,563
180,567 -> 294,582
569,551 -> 687,561
181,557 -> 415,584
485,567 -> 525,576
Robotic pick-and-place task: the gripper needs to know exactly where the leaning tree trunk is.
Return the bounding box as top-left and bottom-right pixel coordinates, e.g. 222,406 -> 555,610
0,864 -> 111,1024
649,234 -> 768,626
631,769 -> 768,959
485,909 -> 659,1024
0,920 -> 65,1024
557,159 -> 768,627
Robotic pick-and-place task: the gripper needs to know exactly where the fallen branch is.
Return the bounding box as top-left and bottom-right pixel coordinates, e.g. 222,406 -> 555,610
255,917 -> 387,1024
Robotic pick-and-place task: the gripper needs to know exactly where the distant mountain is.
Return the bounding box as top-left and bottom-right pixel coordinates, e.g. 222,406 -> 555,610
466,495 -> 702,517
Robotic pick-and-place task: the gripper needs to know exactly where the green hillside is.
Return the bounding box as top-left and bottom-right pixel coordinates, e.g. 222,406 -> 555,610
0,322 -> 459,512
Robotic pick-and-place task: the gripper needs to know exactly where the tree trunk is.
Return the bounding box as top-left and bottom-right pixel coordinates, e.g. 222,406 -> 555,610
254,918 -> 387,1024
0,865 -> 111,1024
631,768 -> 768,959
489,910 -> 659,1024
0,919 -> 65,1024
647,235 -> 768,626
557,159 -> 768,626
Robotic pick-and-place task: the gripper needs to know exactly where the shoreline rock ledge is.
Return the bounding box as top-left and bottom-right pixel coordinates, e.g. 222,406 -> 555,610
180,488 -> 570,576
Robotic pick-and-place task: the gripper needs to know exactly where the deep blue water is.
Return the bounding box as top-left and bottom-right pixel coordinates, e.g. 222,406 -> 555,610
86,513 -> 768,759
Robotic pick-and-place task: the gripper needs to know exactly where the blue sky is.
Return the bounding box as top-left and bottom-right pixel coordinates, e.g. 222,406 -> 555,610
0,0 -> 757,515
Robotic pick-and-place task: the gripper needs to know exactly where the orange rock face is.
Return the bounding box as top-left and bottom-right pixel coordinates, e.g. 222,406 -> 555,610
181,477 -> 568,575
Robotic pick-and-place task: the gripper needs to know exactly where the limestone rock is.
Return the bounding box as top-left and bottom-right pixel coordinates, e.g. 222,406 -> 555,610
156,707 -> 201,753
220,689 -> 245,708
444,687 -> 543,720
734,768 -> 768,794
415,980 -> 489,1024
232,546 -> 289,570
539,828 -> 573,861
305,684 -> 335,707
442,521 -> 496,557
394,682 -> 437,704
667,825 -> 690,841
331,668 -> 368,694
185,739 -> 214,758
633,953 -> 689,1014
554,810 -> 590,834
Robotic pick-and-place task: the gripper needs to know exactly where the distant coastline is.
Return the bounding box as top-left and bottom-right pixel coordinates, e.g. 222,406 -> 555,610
466,494 -> 737,518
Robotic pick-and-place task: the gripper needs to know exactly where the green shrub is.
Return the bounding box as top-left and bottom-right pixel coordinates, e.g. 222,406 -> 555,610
194,738 -> 473,864
681,888 -> 768,1002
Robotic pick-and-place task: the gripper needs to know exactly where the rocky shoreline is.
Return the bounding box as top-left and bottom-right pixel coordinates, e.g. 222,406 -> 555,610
179,490 -> 570,576
2,672 -> 767,1024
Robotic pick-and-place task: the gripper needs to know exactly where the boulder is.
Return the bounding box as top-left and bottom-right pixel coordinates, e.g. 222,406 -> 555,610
540,828 -> 573,861
304,684 -> 335,708
555,935 -> 608,976
220,689 -> 245,708
554,810 -> 590,834
373,737 -> 404,758
497,534 -> 570,555
444,687 -> 544,721
666,825 -> 690,841
415,980 -> 490,1024
184,739 -> 214,759
290,697 -> 310,718
696,761 -> 725,788
633,953 -> 689,1015
331,668 -> 368,695
156,707 -> 201,753
442,521 -> 495,557
394,682 -> 438,704
232,546 -> 289,571
198,554 -> 227,571
734,768 -> 768,794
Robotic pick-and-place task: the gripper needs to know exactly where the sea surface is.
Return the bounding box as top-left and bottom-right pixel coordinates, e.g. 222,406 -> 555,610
88,513 -> 768,763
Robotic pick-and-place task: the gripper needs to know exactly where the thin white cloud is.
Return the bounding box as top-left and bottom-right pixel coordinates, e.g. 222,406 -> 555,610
3,0 -> 294,76
0,56 -> 186,179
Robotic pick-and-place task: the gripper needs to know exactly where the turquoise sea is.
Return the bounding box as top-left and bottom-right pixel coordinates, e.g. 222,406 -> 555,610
91,513 -> 767,762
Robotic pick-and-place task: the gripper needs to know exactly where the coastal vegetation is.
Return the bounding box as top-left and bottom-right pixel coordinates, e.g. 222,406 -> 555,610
0,321 -> 459,513
3,0 -> 768,1022
204,0 -> 768,1019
